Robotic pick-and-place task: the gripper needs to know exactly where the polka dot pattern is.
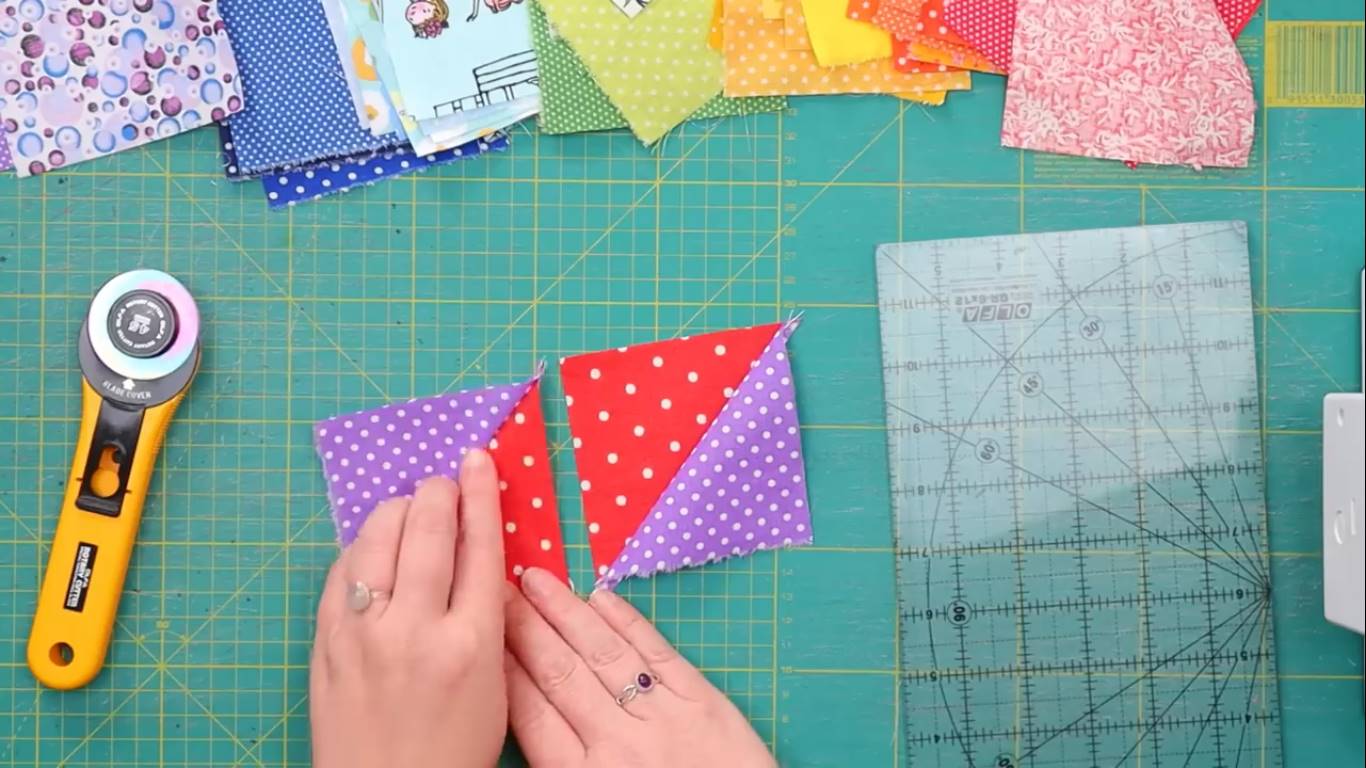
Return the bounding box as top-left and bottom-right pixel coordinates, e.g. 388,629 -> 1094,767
537,0 -> 731,144
530,0 -> 781,135
601,320 -> 812,589
939,0 -> 1015,72
315,377 -> 530,544
261,133 -> 508,208
218,0 -> 398,175
487,380 -> 570,584
862,0 -> 1003,74
0,133 -> 11,173
723,0 -> 972,97
562,323 -> 786,579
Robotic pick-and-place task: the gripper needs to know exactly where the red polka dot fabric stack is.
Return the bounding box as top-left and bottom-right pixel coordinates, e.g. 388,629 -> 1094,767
562,320 -> 813,589
313,374 -> 568,584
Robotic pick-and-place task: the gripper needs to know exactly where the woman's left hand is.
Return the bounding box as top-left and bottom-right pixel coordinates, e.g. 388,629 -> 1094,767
310,450 -> 508,768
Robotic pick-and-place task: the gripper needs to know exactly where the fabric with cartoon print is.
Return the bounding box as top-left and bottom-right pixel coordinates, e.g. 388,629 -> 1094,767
376,0 -> 538,129
609,0 -> 649,17
561,320 -> 813,590
530,1 -> 783,136
343,0 -> 531,154
0,0 -> 244,178
1000,0 -> 1256,168
261,132 -> 507,207
218,0 -> 400,174
315,374 -> 568,584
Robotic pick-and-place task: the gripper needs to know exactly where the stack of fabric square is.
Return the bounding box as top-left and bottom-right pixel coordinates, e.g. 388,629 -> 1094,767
2,0 -> 1267,201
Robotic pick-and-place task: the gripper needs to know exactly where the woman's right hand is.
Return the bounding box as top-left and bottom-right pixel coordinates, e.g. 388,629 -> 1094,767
504,567 -> 777,768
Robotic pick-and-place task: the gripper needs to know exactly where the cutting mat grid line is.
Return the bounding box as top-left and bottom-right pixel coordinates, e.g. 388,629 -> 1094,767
2,6 -> 1365,766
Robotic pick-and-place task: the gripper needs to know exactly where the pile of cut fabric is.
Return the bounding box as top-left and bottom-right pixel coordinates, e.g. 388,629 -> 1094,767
1,0 -> 1261,202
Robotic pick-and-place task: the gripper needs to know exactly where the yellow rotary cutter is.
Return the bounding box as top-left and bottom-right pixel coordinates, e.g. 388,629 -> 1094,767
28,270 -> 201,690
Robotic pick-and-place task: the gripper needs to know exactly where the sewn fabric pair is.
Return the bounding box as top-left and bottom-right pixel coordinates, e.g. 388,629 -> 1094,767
315,375 -> 569,583
561,320 -> 813,589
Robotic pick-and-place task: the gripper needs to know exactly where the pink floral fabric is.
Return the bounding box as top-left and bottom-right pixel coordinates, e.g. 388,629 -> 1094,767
1000,0 -> 1256,168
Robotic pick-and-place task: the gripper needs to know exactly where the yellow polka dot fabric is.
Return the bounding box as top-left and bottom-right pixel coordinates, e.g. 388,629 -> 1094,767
722,0 -> 972,96
538,0 -> 727,145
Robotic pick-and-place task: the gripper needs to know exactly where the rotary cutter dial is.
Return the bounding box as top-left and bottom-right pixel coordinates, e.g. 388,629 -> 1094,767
28,270 -> 201,690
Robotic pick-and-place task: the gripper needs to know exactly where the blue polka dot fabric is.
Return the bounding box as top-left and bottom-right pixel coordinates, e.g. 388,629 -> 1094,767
261,132 -> 509,208
217,0 -> 398,175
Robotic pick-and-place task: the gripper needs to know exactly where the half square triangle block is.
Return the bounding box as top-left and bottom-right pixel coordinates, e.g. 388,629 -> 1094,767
314,374 -> 568,584
561,319 -> 812,589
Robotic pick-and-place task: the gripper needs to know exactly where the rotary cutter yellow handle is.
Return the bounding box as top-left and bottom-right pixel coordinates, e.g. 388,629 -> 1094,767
27,380 -> 186,689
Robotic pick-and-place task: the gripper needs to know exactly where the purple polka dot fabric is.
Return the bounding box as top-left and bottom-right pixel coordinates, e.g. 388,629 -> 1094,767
600,319 -> 812,589
0,132 -> 11,171
314,378 -> 532,546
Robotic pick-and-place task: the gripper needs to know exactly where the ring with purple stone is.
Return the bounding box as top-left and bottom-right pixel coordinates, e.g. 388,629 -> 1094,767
613,672 -> 661,707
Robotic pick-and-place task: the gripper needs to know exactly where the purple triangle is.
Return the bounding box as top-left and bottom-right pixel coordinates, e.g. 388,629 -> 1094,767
600,319 -> 811,589
315,378 -> 533,546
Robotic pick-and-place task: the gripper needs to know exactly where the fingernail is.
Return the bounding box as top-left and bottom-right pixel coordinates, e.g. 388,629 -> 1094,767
520,566 -> 553,596
588,587 -> 619,606
465,448 -> 490,469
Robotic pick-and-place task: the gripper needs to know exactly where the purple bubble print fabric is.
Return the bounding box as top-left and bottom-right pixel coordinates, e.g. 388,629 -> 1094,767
0,0 -> 244,178
314,378 -> 532,546
598,318 -> 812,589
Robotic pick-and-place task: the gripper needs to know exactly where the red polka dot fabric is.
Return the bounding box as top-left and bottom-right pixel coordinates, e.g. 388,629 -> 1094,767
943,0 -> 1261,75
561,321 -> 813,588
941,0 -> 1016,72
488,380 -> 569,583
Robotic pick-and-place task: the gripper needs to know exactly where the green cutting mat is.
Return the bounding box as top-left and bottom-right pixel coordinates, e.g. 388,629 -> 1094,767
1,6 -> 1363,765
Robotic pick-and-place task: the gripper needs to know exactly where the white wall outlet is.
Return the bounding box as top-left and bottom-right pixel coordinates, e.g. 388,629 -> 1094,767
1324,392 -> 1365,635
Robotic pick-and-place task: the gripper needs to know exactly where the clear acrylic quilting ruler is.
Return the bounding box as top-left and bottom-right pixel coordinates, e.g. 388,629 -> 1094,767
876,222 -> 1282,768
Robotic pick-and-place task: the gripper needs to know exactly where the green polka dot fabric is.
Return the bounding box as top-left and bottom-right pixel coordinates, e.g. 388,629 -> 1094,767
534,0 -> 777,144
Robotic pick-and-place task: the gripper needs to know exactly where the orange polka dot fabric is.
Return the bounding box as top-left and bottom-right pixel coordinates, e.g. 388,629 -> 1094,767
723,0 -> 972,96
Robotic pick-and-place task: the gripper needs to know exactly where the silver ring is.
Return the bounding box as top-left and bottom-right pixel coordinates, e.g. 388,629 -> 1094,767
614,672 -> 660,707
346,581 -> 389,613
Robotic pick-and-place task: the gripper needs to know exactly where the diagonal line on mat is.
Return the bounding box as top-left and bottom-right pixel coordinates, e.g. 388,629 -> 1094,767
434,121 -> 726,396
160,505 -> 329,665
0,496 -> 39,541
52,666 -> 161,765
231,690 -> 311,767
162,667 -> 268,768
1266,312 -> 1344,391
678,105 -> 907,332
141,154 -> 391,401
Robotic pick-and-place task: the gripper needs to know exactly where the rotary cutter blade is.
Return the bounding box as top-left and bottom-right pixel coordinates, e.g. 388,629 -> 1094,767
28,270 -> 201,690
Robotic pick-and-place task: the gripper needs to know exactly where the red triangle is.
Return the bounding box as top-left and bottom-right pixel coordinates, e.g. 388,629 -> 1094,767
561,324 -> 783,579
488,380 -> 569,584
